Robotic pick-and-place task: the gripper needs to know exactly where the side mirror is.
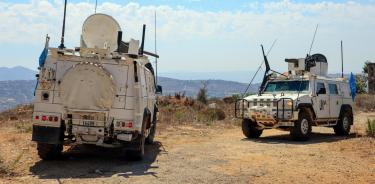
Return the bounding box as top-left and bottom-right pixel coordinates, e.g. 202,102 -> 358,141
156,85 -> 162,94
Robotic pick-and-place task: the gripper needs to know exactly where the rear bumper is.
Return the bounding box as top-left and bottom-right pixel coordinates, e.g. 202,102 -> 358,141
32,125 -> 62,144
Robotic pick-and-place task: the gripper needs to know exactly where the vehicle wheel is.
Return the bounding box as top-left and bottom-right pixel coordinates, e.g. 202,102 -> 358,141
127,135 -> 145,161
145,121 -> 156,144
290,111 -> 312,141
334,109 -> 352,136
37,143 -> 63,160
146,108 -> 157,144
242,119 -> 263,138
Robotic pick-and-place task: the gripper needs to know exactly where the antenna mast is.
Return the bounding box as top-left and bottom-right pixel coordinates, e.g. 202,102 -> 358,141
341,40 -> 344,78
59,0 -> 67,49
154,11 -> 158,85
308,24 -> 319,56
95,0 -> 98,13
242,39 -> 277,97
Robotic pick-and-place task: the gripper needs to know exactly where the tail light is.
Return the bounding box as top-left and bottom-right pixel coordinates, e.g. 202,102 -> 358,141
37,115 -> 59,122
117,121 -> 134,128
126,121 -> 133,128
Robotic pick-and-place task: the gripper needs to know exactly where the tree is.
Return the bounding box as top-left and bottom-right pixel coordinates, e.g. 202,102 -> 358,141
355,74 -> 367,94
355,62 -> 370,94
197,81 -> 209,104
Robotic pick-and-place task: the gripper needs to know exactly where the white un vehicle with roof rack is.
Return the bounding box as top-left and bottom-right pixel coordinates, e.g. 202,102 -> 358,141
235,48 -> 354,141
32,12 -> 162,160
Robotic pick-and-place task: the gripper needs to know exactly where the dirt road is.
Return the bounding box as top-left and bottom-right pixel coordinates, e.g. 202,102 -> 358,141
0,114 -> 374,184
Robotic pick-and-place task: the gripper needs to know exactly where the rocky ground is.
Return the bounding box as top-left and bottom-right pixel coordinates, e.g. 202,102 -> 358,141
0,108 -> 374,184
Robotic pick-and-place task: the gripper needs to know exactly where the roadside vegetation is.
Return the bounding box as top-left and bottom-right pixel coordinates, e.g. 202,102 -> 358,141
366,119 -> 375,137
355,94 -> 375,112
158,92 -> 233,126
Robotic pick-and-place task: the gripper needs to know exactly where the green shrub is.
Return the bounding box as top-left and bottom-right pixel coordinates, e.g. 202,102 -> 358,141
15,121 -> 32,133
366,119 -> 375,137
197,81 -> 209,104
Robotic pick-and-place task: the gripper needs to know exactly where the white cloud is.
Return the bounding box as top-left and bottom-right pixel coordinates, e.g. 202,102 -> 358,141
0,0 -> 374,73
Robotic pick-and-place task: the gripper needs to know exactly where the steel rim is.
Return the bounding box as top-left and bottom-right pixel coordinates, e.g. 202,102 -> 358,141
343,116 -> 350,130
301,119 -> 309,135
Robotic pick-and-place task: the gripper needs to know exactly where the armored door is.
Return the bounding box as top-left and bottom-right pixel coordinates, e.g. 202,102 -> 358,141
313,81 -> 330,118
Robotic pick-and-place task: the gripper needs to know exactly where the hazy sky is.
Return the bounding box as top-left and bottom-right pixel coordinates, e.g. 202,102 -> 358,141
0,0 -> 374,74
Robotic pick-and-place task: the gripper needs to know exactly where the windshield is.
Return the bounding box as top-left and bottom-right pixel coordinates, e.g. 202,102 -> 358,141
264,81 -> 309,93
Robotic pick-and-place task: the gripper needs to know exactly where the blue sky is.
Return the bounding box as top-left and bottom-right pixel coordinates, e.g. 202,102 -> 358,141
0,0 -> 375,80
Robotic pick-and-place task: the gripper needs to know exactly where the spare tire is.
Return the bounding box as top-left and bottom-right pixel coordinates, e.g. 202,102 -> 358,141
60,62 -> 116,110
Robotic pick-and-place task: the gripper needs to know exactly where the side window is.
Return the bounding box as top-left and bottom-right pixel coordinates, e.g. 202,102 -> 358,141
316,82 -> 326,95
328,83 -> 339,95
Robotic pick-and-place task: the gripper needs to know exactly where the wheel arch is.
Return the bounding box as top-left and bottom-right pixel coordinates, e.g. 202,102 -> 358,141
297,103 -> 316,120
143,108 -> 152,130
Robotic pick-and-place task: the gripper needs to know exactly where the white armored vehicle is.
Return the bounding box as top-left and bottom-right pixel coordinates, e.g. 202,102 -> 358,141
32,12 -> 162,160
236,47 -> 354,141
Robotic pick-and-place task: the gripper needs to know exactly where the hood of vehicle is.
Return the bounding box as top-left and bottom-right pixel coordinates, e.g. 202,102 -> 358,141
243,93 -> 309,102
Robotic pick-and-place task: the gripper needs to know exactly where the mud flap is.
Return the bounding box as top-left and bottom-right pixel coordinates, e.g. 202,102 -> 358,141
32,125 -> 63,144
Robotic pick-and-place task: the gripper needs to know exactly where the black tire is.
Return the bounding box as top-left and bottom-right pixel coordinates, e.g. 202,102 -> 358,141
145,121 -> 156,144
242,119 -> 263,138
334,109 -> 352,136
290,110 -> 312,141
146,108 -> 157,144
127,136 -> 145,161
37,143 -> 63,160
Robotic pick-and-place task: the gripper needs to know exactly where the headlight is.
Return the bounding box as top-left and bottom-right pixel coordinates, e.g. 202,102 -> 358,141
287,101 -> 293,107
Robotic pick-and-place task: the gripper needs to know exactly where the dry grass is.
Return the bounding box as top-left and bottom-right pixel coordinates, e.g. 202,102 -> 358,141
158,94 -> 239,127
14,120 -> 32,133
355,94 -> 375,112
0,155 -> 15,177
0,156 -> 7,176
0,104 -> 33,122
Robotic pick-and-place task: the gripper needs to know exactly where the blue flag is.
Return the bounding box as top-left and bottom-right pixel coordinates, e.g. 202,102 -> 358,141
39,48 -> 48,67
349,72 -> 356,101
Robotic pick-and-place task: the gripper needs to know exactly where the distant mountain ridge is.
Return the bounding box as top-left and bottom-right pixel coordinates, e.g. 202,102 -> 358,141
158,77 -> 258,97
0,66 -> 37,81
0,66 -> 259,111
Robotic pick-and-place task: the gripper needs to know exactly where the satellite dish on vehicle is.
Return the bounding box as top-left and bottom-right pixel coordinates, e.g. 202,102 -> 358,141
81,14 -> 121,52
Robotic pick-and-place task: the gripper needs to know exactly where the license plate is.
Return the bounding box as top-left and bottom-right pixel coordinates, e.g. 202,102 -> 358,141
83,120 -> 95,127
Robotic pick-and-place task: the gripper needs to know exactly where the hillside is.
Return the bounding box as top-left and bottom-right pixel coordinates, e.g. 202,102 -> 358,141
0,80 -> 36,111
0,67 -> 36,81
158,77 -> 258,97
0,78 -> 258,111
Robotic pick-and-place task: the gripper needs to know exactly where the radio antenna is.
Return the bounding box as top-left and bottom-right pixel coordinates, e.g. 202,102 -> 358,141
95,0 -> 98,13
58,0 -> 67,49
242,39 -> 277,97
341,40 -> 344,78
308,24 -> 319,56
154,11 -> 158,85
